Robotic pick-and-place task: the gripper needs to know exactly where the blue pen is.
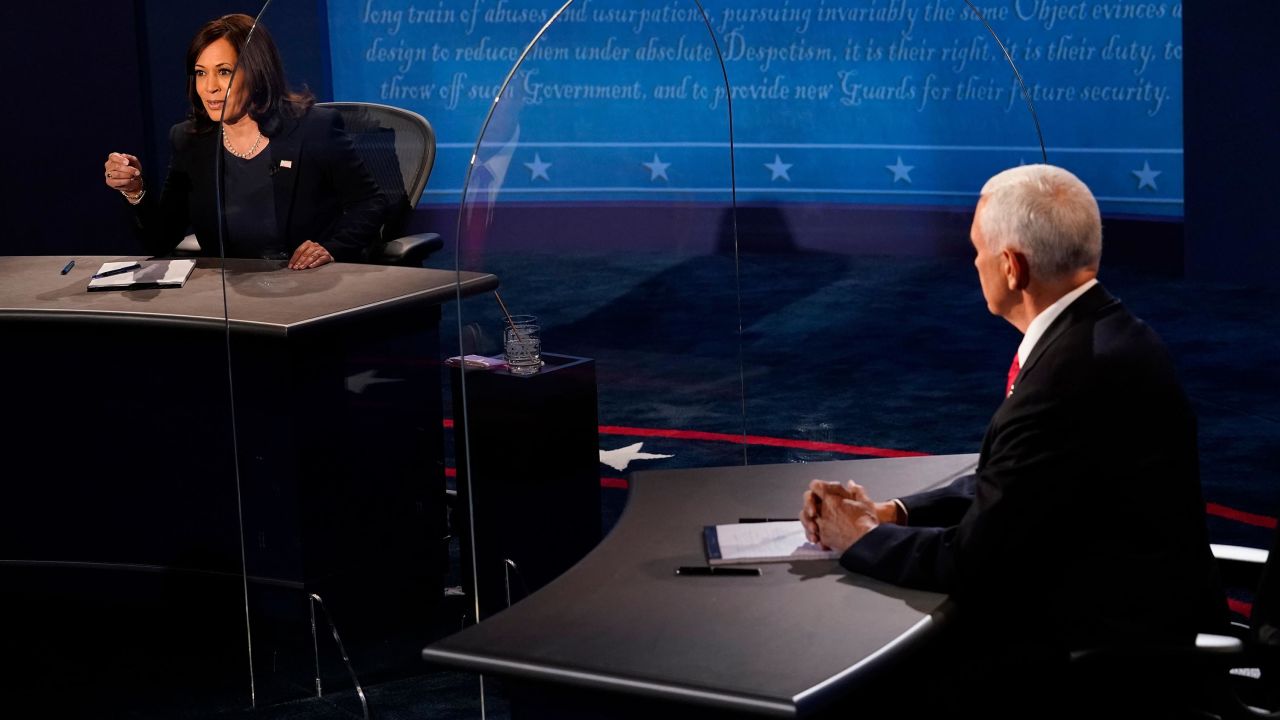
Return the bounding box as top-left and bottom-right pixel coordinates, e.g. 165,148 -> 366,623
91,262 -> 142,279
60,259 -> 75,275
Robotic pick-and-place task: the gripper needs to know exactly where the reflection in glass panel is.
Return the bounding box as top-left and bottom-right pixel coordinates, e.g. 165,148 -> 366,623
453,0 -> 740,625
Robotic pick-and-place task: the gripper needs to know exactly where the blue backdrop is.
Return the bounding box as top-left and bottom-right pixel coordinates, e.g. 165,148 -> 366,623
329,0 -> 1182,217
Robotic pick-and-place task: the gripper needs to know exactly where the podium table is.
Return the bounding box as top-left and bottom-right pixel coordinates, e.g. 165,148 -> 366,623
0,256 -> 497,707
0,255 -> 496,575
423,453 -> 979,718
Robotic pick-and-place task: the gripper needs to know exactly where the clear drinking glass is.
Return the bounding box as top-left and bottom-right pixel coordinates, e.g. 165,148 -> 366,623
503,314 -> 543,376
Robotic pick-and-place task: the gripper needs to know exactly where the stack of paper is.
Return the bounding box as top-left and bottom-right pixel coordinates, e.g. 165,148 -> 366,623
703,521 -> 840,565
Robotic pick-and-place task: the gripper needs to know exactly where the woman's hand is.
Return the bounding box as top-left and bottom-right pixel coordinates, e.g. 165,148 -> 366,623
289,240 -> 333,270
104,152 -> 144,195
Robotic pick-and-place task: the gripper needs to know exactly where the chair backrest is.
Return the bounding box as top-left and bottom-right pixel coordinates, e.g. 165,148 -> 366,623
318,101 -> 435,240
1252,522 -> 1280,646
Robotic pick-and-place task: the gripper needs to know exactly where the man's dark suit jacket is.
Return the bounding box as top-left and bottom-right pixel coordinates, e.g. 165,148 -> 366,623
132,106 -> 386,262
843,283 -> 1222,655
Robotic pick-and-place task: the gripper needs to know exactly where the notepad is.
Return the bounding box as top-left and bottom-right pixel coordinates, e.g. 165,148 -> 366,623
88,260 -> 196,291
703,521 -> 840,566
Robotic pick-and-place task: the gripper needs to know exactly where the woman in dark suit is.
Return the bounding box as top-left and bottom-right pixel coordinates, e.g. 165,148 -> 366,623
103,14 -> 386,270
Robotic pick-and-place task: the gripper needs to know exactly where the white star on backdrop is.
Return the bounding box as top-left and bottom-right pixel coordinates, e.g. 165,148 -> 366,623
886,156 -> 914,184
642,154 -> 671,181
764,154 -> 792,181
599,442 -> 674,472
524,153 -> 552,181
1132,161 -> 1161,191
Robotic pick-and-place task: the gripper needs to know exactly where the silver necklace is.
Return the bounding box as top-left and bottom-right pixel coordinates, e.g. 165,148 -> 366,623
224,131 -> 264,159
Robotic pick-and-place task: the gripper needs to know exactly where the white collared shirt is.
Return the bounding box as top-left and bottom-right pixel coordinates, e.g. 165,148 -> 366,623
1016,278 -> 1099,366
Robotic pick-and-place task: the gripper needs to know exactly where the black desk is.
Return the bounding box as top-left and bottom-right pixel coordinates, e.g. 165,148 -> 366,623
0,256 -> 497,708
423,453 -> 979,717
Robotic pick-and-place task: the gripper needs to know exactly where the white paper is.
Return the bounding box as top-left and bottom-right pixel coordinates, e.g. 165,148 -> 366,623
708,521 -> 839,565
88,260 -> 196,290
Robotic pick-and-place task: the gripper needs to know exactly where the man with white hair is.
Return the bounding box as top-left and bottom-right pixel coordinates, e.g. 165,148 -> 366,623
801,165 -> 1221,707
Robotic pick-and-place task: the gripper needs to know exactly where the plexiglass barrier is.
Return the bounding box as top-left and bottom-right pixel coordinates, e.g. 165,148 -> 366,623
731,2 -> 1047,464
450,0 -> 1050,613
452,0 -> 741,624
219,0 -> 455,712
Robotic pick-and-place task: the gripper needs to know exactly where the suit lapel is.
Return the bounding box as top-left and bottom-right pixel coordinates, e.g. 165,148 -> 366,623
1015,283 -> 1118,391
269,115 -> 305,245
980,284 -> 1119,467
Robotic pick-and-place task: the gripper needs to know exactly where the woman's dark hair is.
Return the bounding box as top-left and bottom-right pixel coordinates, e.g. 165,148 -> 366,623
185,13 -> 314,136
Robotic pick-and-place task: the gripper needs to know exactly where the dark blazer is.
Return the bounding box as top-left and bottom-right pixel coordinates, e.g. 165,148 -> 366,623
843,284 -> 1222,654
132,106 -> 386,261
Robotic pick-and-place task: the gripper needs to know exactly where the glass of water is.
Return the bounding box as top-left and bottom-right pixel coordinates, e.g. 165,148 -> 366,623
503,315 -> 543,375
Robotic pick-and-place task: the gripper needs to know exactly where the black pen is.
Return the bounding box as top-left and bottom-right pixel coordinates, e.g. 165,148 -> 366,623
60,260 -> 75,275
675,566 -> 762,577
738,517 -> 791,523
91,263 -> 142,279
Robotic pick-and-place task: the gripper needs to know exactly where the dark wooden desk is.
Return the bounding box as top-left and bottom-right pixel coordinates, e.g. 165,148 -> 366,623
423,453 -> 979,718
0,256 -> 497,707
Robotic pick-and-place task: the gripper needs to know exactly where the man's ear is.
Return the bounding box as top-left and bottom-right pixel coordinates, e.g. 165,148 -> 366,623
1002,248 -> 1030,290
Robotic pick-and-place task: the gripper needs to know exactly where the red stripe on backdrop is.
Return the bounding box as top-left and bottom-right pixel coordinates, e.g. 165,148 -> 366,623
1228,598 -> 1253,619
597,425 -> 929,459
1206,503 -> 1278,530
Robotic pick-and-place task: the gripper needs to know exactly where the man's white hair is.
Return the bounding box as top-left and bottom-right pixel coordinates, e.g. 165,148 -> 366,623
978,164 -> 1102,280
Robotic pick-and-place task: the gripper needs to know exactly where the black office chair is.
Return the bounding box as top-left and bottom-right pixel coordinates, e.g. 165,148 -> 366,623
319,101 -> 443,267
1210,531 -> 1280,718
175,101 -> 443,266
1067,532 -> 1280,719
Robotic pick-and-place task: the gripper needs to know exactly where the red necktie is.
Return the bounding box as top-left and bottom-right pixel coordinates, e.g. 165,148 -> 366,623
1006,354 -> 1020,397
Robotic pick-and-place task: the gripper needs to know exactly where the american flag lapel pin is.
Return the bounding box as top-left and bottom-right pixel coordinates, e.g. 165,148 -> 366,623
279,160 -> 293,170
